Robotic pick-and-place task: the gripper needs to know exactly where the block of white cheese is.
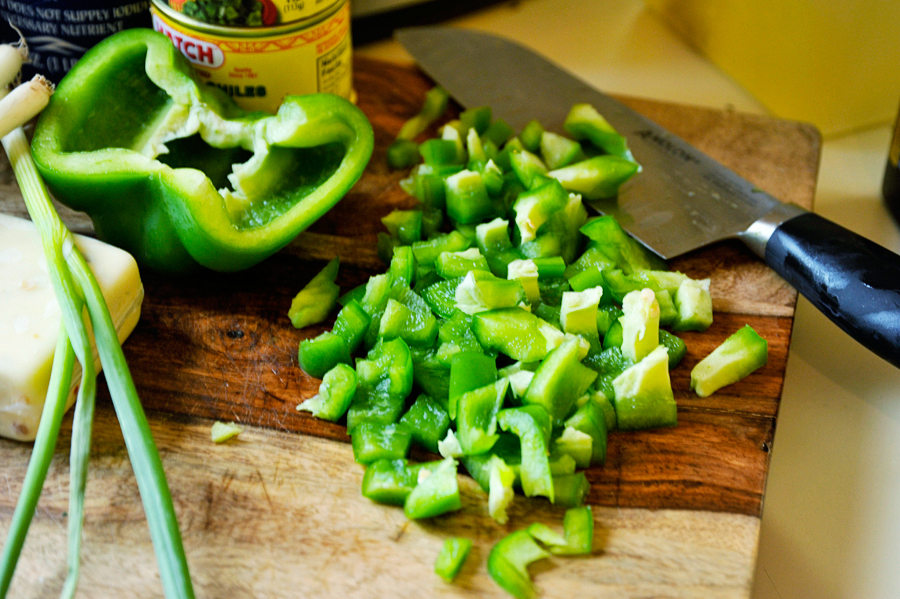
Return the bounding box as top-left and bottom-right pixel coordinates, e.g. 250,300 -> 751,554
0,214 -> 144,441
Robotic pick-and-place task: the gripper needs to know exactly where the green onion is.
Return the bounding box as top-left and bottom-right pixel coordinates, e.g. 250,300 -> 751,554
0,53 -> 194,599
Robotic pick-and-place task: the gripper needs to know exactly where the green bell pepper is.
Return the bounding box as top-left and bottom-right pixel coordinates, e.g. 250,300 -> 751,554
527,506 -> 593,555
434,537 -> 473,582
691,324 -> 768,397
487,529 -> 550,599
296,363 -> 357,421
522,336 -> 597,424
403,457 -> 462,519
612,345 -> 678,430
497,405 -> 554,502
457,379 -> 509,455
346,338 -> 414,430
398,394 -> 451,453
31,29 -> 374,274
288,257 -> 340,329
350,421 -> 413,465
361,458 -> 444,505
472,308 -> 565,363
298,332 -> 350,379
448,350 -> 498,419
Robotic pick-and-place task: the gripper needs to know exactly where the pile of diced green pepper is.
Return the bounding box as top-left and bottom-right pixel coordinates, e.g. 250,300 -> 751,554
293,92 -> 767,598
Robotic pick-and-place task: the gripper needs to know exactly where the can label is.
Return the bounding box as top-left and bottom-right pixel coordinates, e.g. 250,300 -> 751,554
0,0 -> 152,83
161,0 -> 341,27
151,0 -> 352,114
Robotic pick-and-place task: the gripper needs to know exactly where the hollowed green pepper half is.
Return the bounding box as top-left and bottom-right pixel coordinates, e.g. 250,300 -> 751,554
31,29 -> 374,274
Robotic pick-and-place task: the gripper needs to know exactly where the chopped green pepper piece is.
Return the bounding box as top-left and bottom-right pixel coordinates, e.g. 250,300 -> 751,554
297,363 -> 357,421
396,86 -> 450,142
457,379 -> 509,455
487,529 -> 550,599
481,118 -> 515,148
531,256 -> 567,279
445,168 -> 497,224
347,338 -> 414,430
563,102 -> 633,160
378,286 -> 439,348
540,131 -> 585,170
476,217 -> 524,278
361,458 -> 443,505
596,305 -> 623,337
512,179 -> 568,244
620,288 -> 661,363
399,394 -> 451,453
559,286 -> 604,336
522,336 -> 597,424
437,310 -> 483,355
551,427 -> 593,469
507,259 -> 541,305
420,138 -> 464,166
509,149 -> 549,189
460,105 -> 493,135
386,245 -> 416,288
404,457 -> 462,519
580,217 -> 667,274
420,277 -> 462,319
404,163 -> 457,209
412,230 -> 471,266
691,325 -> 768,397
565,399 -> 608,465
435,247 -> 490,279
472,308 -> 565,363
659,329 -> 687,368
386,139 -> 420,170
528,506 -> 594,555
487,454 -> 517,524
672,278 -> 714,332
551,472 -> 591,508
602,318 -> 624,350
519,119 -> 544,153
497,405 -> 554,501
381,210 -> 423,245
449,351 -> 498,419
210,421 -> 243,443
435,537 -> 473,582
351,421 -> 413,465
612,345 -> 677,430
656,289 -> 678,327
332,299 -> 371,355
288,257 -> 340,329
454,270 -> 527,315
548,155 -> 640,200
298,331 -> 350,379
601,268 -> 689,303
557,505 -> 594,554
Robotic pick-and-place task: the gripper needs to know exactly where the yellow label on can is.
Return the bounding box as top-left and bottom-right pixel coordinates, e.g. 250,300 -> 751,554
164,0 -> 342,27
151,0 -> 352,114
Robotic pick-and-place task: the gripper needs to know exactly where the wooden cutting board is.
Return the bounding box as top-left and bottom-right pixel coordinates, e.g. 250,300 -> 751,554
0,56 -> 820,598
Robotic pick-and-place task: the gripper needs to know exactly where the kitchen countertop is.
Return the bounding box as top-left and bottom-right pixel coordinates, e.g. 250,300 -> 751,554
354,1 -> 900,598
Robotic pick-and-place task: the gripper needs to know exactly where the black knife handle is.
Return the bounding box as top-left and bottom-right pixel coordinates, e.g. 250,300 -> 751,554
765,212 -> 900,367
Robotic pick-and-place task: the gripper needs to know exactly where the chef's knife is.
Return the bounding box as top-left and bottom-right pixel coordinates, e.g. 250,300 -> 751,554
397,25 -> 900,367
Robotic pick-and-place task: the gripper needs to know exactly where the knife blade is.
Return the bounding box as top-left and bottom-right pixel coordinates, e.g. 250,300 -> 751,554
397,25 -> 900,368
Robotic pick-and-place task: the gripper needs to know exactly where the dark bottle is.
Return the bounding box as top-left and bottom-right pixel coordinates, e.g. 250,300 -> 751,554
0,1 -> 152,84
883,104 -> 900,225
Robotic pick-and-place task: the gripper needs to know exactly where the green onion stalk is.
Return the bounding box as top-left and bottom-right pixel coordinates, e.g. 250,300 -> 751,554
0,48 -> 195,599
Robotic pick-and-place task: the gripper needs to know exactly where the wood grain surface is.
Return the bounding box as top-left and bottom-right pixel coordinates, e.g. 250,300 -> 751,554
0,56 -> 820,598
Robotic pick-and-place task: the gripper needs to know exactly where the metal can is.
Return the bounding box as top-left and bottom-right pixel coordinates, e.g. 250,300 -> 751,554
0,0 -> 152,83
160,0 -> 342,27
150,0 -> 352,114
